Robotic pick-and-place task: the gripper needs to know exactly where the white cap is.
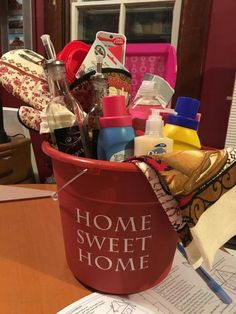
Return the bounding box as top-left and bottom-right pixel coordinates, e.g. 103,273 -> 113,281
145,108 -> 164,136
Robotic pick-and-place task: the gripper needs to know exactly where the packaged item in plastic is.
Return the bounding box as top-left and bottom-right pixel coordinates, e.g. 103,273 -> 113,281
129,74 -> 175,134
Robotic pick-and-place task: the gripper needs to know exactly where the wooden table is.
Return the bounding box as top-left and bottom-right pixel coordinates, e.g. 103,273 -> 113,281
0,184 -> 91,314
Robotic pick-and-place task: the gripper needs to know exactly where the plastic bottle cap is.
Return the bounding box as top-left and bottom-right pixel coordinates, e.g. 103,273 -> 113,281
167,96 -> 200,130
100,95 -> 132,128
145,108 -> 164,136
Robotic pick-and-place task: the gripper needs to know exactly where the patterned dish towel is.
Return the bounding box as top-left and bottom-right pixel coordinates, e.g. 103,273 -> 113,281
127,148 -> 236,269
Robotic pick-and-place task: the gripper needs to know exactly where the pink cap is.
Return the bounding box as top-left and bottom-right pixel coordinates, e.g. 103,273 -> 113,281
100,96 -> 132,128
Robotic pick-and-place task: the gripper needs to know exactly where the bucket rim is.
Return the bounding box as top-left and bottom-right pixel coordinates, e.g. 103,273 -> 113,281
42,141 -> 140,173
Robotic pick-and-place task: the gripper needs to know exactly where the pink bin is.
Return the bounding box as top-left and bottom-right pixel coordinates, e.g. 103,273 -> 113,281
42,141 -> 178,294
125,43 -> 177,101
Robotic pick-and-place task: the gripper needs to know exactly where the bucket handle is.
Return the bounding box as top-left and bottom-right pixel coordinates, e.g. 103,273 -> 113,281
51,168 -> 88,201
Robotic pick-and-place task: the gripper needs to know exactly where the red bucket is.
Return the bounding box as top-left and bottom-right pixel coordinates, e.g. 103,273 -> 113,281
42,141 -> 178,294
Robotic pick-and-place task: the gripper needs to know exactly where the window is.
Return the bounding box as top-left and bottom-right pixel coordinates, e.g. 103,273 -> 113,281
71,0 -> 182,47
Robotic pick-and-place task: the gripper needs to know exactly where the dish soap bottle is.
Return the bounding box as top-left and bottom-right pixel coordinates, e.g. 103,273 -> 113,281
134,109 -> 173,156
97,95 -> 135,162
45,60 -> 89,156
163,96 -> 201,151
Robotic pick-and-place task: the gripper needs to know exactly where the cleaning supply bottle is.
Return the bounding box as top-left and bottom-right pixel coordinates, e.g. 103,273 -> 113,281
97,95 -> 135,162
134,109 -> 173,156
163,96 -> 201,151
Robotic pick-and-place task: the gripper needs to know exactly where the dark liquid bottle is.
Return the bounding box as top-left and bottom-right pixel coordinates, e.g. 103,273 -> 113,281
45,60 -> 89,156
86,55 -> 108,158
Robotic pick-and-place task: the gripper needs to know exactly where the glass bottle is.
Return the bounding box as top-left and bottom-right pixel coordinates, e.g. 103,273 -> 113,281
45,60 -> 89,157
86,55 -> 108,158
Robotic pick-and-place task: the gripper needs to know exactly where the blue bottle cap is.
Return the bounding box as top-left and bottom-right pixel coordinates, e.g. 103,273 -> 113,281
167,97 -> 200,130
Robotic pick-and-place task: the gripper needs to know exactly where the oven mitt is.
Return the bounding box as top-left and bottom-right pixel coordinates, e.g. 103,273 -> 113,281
0,42 -> 91,132
0,49 -> 51,131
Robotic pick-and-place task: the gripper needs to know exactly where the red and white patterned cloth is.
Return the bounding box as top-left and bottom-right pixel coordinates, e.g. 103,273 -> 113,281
0,49 -> 52,131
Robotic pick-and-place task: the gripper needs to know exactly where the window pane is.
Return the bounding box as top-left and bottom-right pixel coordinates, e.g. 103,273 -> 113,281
8,0 -> 25,50
77,7 -> 119,43
125,4 -> 173,43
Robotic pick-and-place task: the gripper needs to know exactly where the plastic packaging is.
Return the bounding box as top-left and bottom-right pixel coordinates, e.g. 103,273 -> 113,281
129,74 -> 175,134
97,95 -> 135,161
163,96 -> 201,151
134,109 -> 173,156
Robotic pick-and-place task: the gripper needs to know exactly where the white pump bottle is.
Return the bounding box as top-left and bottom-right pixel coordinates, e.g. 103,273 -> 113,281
134,109 -> 173,156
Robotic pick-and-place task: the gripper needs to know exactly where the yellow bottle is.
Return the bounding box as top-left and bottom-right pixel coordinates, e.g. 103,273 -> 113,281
163,97 -> 201,151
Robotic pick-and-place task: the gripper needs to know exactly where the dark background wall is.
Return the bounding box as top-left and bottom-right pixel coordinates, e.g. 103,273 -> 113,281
198,0 -> 236,148
174,0 -> 212,102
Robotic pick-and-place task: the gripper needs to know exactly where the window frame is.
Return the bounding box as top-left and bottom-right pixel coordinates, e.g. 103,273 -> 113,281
70,0 -> 182,48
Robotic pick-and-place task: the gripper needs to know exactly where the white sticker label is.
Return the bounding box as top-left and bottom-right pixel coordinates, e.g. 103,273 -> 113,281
109,149 -> 133,162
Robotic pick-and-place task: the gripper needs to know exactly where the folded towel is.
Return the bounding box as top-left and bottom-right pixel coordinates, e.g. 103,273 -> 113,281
127,148 -> 236,269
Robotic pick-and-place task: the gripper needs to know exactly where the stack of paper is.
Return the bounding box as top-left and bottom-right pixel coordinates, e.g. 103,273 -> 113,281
57,249 -> 236,314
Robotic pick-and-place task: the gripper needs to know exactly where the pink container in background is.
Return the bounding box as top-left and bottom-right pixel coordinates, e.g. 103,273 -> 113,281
42,141 -> 178,294
125,43 -> 177,135
125,43 -> 177,101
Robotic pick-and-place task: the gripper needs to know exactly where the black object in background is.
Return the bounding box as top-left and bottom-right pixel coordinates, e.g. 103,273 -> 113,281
0,93 -> 10,143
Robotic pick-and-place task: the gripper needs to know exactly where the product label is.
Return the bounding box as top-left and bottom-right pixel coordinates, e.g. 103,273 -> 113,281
75,38 -> 127,79
109,149 -> 133,162
54,125 -> 85,156
148,143 -> 167,155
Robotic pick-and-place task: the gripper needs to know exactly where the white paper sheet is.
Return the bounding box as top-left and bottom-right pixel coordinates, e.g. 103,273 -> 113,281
56,293 -> 159,314
129,249 -> 236,313
57,249 -> 236,314
0,185 -> 53,202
